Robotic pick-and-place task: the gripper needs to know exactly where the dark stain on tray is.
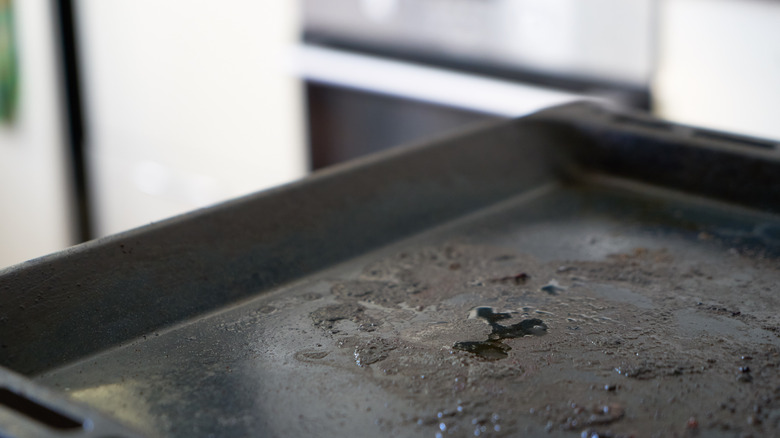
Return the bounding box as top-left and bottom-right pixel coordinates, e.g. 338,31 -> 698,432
489,273 -> 529,285
310,303 -> 369,331
453,306 -> 547,361
354,337 -> 398,367
294,349 -> 330,363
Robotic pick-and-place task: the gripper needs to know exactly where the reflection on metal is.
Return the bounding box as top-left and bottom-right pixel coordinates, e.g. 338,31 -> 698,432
70,382 -> 157,435
292,44 -> 588,117
0,0 -> 18,123
0,366 -> 144,437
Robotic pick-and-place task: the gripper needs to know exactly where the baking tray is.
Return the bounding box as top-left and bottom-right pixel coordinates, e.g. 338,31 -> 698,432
2,102 -> 780,438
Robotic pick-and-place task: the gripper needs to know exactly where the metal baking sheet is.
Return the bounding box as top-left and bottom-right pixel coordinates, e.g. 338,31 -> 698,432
2,103 -> 780,437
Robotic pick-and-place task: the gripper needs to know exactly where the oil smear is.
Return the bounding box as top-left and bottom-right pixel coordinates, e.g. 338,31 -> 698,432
453,306 -> 547,361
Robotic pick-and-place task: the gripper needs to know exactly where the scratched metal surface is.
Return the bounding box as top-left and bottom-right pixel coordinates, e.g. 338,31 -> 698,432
34,181 -> 780,438
3,103 -> 780,438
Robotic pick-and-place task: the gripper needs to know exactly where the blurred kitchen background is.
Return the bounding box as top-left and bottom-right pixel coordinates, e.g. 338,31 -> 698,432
1,0 -> 779,268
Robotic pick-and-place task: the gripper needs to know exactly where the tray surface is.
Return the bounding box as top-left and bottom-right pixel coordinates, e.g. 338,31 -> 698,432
39,181 -> 780,437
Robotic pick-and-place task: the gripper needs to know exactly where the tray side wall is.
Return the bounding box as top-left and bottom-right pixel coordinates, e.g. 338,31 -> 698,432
536,105 -> 780,214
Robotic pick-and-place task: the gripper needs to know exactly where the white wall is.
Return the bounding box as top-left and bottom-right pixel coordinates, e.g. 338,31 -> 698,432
76,1 -> 307,236
655,0 -> 780,140
0,1 -> 73,268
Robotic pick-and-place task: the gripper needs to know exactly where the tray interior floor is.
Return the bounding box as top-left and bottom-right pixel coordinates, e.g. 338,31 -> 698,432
35,180 -> 780,438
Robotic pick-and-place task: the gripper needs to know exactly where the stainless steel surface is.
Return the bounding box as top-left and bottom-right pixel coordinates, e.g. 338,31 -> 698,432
2,103 -> 780,437
293,44 -> 588,117
303,0 -> 654,87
